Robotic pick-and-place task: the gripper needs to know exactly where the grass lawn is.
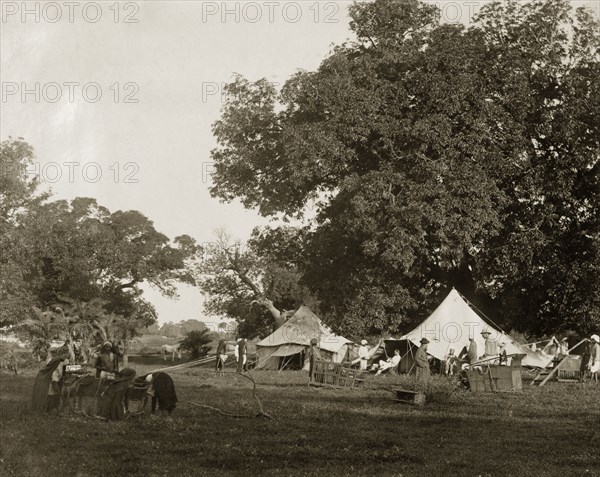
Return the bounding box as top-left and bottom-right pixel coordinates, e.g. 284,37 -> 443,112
1,365 -> 598,477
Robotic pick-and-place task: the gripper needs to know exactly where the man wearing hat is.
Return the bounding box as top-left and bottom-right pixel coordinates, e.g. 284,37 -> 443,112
358,339 -> 369,370
415,338 -> 431,388
94,341 -> 115,378
588,334 -> 600,383
481,329 -> 498,359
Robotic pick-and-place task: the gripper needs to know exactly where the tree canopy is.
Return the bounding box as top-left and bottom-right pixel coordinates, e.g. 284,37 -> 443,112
0,137 -> 200,359
208,0 -> 600,337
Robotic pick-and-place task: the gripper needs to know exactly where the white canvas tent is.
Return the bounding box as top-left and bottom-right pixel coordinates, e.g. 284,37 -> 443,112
254,306 -> 352,370
391,289 -> 552,369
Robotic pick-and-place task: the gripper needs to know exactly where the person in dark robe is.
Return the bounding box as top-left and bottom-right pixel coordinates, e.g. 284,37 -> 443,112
96,367 -> 136,420
215,339 -> 227,376
415,338 -> 431,390
145,372 -> 178,416
31,353 -> 70,413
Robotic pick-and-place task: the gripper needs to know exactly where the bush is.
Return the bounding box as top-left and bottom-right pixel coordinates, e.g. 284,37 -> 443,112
180,329 -> 212,359
388,373 -> 460,403
425,375 -> 461,403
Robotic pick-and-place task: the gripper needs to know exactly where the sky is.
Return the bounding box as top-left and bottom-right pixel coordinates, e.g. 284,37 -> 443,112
2,0 -> 597,326
1,0 -> 356,325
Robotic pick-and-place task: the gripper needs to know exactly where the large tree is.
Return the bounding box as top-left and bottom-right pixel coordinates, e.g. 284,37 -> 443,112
208,0 -> 600,336
0,137 -> 48,327
194,227 -> 316,337
1,138 -> 201,360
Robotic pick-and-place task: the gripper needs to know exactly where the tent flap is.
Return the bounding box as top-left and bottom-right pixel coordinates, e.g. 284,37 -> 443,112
269,344 -> 305,357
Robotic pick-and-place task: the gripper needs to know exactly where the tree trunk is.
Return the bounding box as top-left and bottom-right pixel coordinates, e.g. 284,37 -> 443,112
254,297 -> 285,327
121,340 -> 129,368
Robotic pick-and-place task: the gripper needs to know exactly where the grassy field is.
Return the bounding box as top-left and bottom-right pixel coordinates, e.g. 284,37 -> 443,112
1,364 -> 598,477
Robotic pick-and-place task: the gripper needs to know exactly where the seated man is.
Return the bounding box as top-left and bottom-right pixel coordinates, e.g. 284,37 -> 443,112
497,342 -> 509,365
375,349 -> 401,376
443,349 -> 458,375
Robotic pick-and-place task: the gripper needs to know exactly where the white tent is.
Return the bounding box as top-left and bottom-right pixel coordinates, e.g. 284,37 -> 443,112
254,306 -> 352,370
393,289 -> 552,368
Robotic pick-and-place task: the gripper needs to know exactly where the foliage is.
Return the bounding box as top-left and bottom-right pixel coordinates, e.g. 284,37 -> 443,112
1,138 -> 199,331
390,373 -> 461,403
0,138 -> 48,327
208,0 -> 600,336
194,228 -> 317,337
17,308 -> 65,361
1,137 -> 199,361
180,329 -> 212,359
179,319 -> 207,335
160,322 -> 184,338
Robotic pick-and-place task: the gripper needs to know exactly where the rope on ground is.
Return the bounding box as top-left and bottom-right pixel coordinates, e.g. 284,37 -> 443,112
186,369 -> 274,420
186,402 -> 249,419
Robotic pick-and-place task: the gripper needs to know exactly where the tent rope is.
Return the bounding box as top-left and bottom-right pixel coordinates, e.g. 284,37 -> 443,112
455,290 -> 507,334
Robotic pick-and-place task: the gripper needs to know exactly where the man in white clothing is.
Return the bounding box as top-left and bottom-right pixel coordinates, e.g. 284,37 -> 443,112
358,339 -> 369,370
375,349 -> 401,376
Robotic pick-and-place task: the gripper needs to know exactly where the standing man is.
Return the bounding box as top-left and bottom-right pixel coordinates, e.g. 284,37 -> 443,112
467,337 -> 478,364
358,339 -> 369,370
306,338 -> 321,380
215,339 -> 227,376
235,338 -> 247,373
481,330 -> 498,359
588,334 -> 600,383
415,338 -> 431,389
558,337 -> 570,357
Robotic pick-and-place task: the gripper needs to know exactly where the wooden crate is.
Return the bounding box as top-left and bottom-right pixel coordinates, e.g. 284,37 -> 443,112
466,364 -> 523,392
310,360 -> 365,388
393,388 -> 426,406
557,370 -> 580,382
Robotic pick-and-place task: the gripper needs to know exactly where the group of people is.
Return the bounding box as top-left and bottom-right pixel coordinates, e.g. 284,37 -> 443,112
215,337 -> 249,375
357,330 -> 600,386
32,342 -> 179,419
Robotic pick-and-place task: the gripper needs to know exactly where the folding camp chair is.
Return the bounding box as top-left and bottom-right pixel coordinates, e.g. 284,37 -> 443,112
375,362 -> 399,376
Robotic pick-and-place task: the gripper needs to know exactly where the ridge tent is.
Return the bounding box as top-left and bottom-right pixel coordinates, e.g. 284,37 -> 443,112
254,306 -> 353,370
386,289 -> 552,370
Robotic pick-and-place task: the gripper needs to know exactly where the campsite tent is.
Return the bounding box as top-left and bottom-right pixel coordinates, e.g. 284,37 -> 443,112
387,289 -> 553,370
255,306 -> 353,370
